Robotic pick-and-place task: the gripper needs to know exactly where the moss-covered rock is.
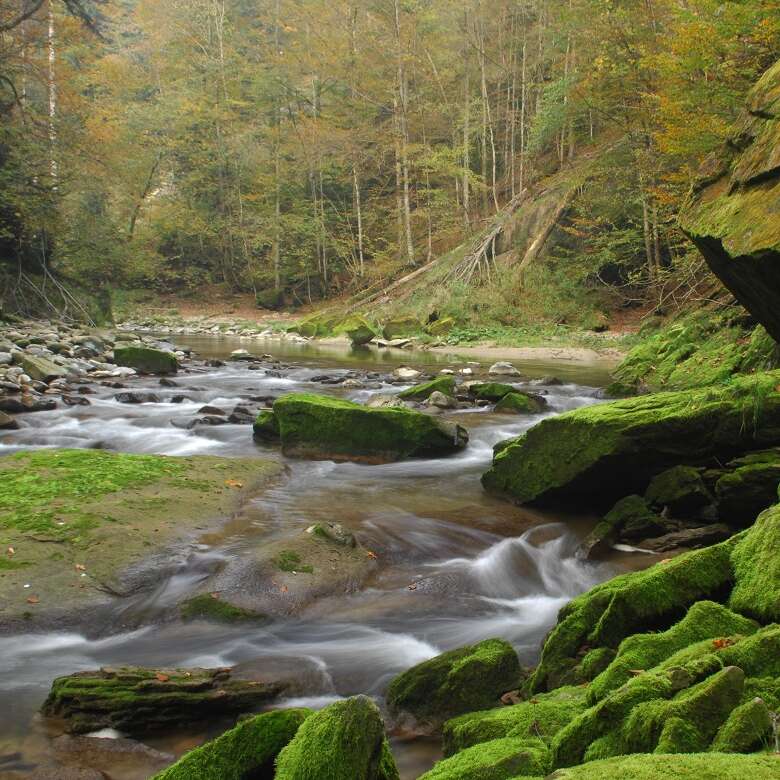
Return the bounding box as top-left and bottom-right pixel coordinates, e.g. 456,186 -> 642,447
715,449 -> 780,525
547,752 -> 780,779
680,58 -> 780,343
442,686 -> 586,757
729,504 -> 780,622
398,376 -> 456,401
470,383 -> 517,401
296,312 -> 340,338
419,736 -> 550,780
578,495 -> 666,558
270,393 -> 468,463
42,666 -> 286,736
382,316 -> 421,340
612,311 -> 780,393
495,392 -> 546,414
275,696 -> 399,780
20,354 -> 68,382
336,316 -> 376,346
387,639 -> 520,726
529,538 -> 738,692
710,697 -> 772,753
587,601 -> 758,703
253,409 -> 280,441
482,372 -> 780,509
426,317 -> 456,337
114,346 -> 177,375
152,708 -> 310,780
645,465 -> 712,515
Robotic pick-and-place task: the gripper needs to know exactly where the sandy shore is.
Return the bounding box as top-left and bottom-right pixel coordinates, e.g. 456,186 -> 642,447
430,343 -> 624,366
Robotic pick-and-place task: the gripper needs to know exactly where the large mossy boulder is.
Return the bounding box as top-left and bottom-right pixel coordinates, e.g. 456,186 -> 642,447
382,315 -> 421,340
114,346 -> 177,375
386,639 -> 520,725
275,696 -> 399,780
495,392 -> 546,415
295,312 -> 339,338
680,59 -> 780,343
644,465 -> 712,515
336,316 -> 376,346
152,708 -> 310,780
482,372 -> 780,509
260,393 -> 468,463
398,376 -> 456,401
42,667 -> 286,736
528,537 -> 739,692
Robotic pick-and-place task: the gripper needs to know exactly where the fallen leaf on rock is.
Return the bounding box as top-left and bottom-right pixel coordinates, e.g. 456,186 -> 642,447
280,585 -> 288,593
155,673 -> 170,682
712,637 -> 733,650
26,595 -> 40,604
224,479 -> 244,488
628,669 -> 646,676
407,583 -> 417,591
75,564 -> 86,572
6,547 -> 14,556
210,592 -> 221,600
659,559 -> 672,565
367,550 -> 378,560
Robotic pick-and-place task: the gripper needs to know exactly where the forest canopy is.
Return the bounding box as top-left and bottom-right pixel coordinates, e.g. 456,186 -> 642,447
2,0 -> 779,312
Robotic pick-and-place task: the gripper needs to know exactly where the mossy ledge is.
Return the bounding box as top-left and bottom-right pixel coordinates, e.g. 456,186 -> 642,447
481,371 -> 780,509
257,392 -> 468,463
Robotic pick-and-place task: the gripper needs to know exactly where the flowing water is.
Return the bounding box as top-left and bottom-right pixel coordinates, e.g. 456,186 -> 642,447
0,337 -> 640,779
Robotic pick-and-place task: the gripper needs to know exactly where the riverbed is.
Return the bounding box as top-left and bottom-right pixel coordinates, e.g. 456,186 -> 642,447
0,336 -> 647,779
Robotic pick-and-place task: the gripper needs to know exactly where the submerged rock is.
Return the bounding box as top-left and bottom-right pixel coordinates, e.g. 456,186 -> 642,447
482,372 -> 780,509
386,639 -> 520,726
42,666 -> 286,735
258,393 -> 468,463
495,391 -> 546,414
152,708 -> 311,780
114,346 -> 178,375
0,410 -> 18,429
275,696 -> 399,780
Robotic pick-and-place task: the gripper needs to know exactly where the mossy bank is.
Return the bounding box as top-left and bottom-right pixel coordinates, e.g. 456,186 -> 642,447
0,448 -> 281,629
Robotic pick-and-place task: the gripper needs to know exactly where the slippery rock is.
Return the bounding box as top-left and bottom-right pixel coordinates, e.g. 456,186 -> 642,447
114,346 -> 178,375
41,666 -> 287,736
255,393 -> 468,463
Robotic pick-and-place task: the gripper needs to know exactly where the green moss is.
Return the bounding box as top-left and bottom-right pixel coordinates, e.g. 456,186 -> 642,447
276,550 -> 314,574
152,708 -> 310,780
495,392 -> 545,414
335,316 -> 376,345
547,753 -> 780,779
114,346 -> 177,375
387,639 -> 520,724
470,383 -> 518,401
271,393 -> 468,463
482,371 -> 780,508
180,594 -> 265,623
711,697 -> 772,752
253,409 -> 280,441
0,449 -> 185,541
729,504 -> 780,622
275,696 -> 399,780
621,665 -> 745,754
578,648 -> 616,680
398,376 -> 456,401
529,539 -> 737,692
382,316 -> 421,340
442,686 -> 586,757
716,451 -> 780,525
654,716 -> 703,753
426,317 -> 456,337
644,465 -> 712,515
588,601 -> 758,703
296,312 -> 340,338
419,737 -> 550,780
